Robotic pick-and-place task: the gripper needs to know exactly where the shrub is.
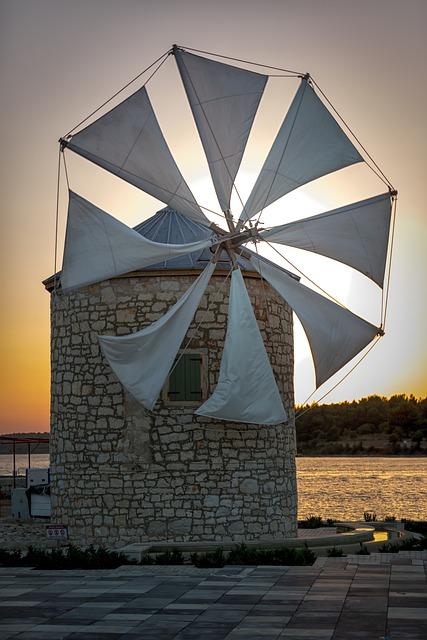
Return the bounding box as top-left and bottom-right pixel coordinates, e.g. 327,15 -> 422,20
0,545 -> 132,570
384,515 -> 396,522
327,546 -> 344,557
191,547 -> 225,568
226,543 -> 316,566
356,543 -> 370,555
0,548 -> 23,567
299,515 -> 323,529
401,520 -> 427,537
379,537 -> 427,553
149,549 -> 184,565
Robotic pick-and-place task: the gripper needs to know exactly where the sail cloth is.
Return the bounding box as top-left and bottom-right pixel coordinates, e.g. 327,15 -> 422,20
99,262 -> 216,410
251,257 -> 378,388
260,193 -> 392,287
61,192 -> 214,292
196,269 -> 287,425
239,79 -> 363,224
175,50 -> 267,213
67,87 -> 206,224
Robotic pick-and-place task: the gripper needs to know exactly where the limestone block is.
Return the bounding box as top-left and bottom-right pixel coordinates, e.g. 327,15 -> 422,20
169,518 -> 192,535
240,478 -> 259,494
204,495 -> 220,508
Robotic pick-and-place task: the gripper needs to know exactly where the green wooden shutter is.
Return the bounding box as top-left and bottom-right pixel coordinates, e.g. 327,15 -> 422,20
188,355 -> 202,400
168,354 -> 202,401
168,357 -> 187,400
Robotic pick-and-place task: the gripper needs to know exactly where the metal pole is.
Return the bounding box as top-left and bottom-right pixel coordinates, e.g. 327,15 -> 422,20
28,442 -> 31,469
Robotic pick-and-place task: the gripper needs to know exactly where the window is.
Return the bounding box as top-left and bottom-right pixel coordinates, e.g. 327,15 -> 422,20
165,351 -> 206,404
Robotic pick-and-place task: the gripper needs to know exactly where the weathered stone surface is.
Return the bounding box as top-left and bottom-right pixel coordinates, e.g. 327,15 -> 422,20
240,478 -> 259,494
49,270 -> 297,546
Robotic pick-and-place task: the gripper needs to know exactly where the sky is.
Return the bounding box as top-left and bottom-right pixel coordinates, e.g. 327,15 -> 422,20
1,0 -> 426,434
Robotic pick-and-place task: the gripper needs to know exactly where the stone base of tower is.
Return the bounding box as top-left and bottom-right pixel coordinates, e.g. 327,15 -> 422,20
48,270 -> 297,547
51,421 -> 297,546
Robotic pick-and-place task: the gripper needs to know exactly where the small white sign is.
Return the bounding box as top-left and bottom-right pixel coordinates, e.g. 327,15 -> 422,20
46,524 -> 68,540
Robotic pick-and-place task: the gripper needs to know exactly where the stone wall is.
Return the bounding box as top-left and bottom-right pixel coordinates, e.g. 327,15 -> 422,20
49,269 -> 297,546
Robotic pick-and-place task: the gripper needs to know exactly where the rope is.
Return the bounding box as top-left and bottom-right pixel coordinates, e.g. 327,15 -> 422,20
64,49 -> 171,137
295,335 -> 382,420
177,44 -> 304,76
262,238 -> 352,310
62,151 -> 70,190
53,148 -> 62,296
381,195 -> 398,328
176,51 -> 245,224
114,54 -> 170,174
166,251 -> 239,380
248,79 -> 308,228
310,77 -> 395,190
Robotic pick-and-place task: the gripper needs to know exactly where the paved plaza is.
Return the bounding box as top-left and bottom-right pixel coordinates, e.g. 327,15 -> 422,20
0,554 -> 426,640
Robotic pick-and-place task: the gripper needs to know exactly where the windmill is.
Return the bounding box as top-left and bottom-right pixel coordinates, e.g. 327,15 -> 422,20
56,44 -> 396,428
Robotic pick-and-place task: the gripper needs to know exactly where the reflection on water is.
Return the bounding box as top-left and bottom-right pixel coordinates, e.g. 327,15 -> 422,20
0,454 -> 426,521
296,457 -> 427,520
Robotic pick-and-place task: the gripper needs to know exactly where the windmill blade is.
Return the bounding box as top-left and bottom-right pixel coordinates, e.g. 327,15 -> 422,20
99,262 -> 216,410
250,256 -> 379,388
67,86 -> 207,224
175,49 -> 267,213
260,193 -> 392,287
239,78 -> 363,225
196,268 -> 287,425
61,192 -> 214,292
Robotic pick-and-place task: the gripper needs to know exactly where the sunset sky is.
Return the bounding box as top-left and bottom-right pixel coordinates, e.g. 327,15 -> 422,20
1,0 -> 426,434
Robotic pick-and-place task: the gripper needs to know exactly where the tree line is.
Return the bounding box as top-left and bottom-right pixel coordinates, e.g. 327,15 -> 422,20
295,394 -> 427,455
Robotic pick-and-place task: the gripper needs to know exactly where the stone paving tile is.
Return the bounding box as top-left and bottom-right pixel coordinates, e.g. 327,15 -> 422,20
0,559 -> 425,639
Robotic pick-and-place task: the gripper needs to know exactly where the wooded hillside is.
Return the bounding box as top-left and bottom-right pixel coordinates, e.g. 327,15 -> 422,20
296,395 -> 427,455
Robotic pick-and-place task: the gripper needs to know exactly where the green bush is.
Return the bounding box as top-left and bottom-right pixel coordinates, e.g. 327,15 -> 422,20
378,537 -> 427,553
401,520 -> 427,537
299,515 -> 323,529
142,548 -> 184,565
226,542 -> 316,566
191,548 -> 225,568
0,545 -> 132,570
0,548 -> 23,566
327,546 -> 344,557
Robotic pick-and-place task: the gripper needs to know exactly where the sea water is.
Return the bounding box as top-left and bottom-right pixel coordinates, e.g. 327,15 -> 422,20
0,454 -> 425,520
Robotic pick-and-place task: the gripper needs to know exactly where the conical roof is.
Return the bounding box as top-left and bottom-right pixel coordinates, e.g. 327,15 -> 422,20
134,207 -> 256,272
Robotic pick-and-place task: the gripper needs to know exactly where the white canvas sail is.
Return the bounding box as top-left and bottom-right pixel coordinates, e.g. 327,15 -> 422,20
61,192 -> 214,292
251,257 -> 378,387
67,86 -> 207,224
175,50 -> 267,213
99,262 -> 216,410
196,269 -> 287,425
260,193 -> 392,287
239,79 -> 363,224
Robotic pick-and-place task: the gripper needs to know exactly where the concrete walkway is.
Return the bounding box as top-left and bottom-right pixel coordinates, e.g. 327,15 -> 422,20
0,554 -> 426,640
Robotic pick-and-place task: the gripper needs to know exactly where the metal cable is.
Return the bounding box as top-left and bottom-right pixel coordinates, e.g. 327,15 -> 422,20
64,49 -> 171,137
177,44 -> 304,76
381,195 -> 398,328
53,148 -> 62,296
310,77 -> 395,190
175,51 -> 246,224
262,238 -> 352,310
295,336 -> 382,420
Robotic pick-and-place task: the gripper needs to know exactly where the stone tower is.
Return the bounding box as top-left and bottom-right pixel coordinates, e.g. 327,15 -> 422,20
44,207 -> 297,546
